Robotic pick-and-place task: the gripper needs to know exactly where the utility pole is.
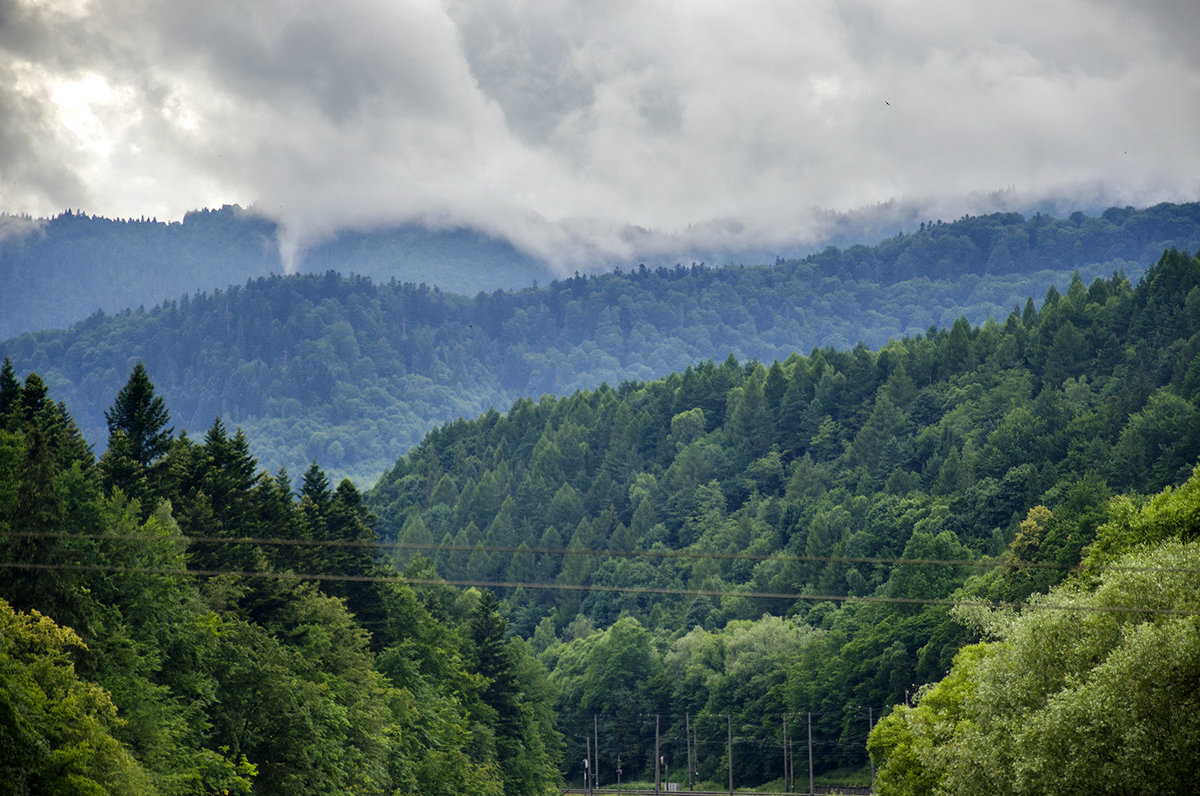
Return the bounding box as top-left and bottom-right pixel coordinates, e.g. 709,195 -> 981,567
685,712 -> 693,790
585,733 -> 592,796
727,714 -> 733,796
868,706 -> 875,787
807,712 -> 814,796
594,714 -> 600,790
782,713 -> 788,791
655,714 -> 661,796
787,725 -> 796,792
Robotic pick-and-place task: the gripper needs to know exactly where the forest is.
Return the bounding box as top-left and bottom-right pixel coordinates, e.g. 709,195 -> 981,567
0,205 -> 546,341
4,201 -> 1200,486
2,218 -> 1199,793
11,200 -> 1195,343
367,247 -> 1200,790
0,362 -> 562,795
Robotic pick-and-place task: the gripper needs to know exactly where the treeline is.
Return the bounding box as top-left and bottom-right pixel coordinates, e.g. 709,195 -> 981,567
0,205 -> 546,340
0,362 -> 562,795
366,248 -> 1200,785
6,203 -> 1200,484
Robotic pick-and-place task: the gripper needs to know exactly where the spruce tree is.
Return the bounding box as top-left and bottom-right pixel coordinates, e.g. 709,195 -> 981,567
105,362 -> 173,468
300,462 -> 332,514
0,357 -> 19,425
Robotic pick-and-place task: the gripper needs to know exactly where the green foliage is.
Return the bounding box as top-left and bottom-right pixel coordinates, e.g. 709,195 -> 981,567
0,598 -> 157,795
99,362 -> 175,516
104,362 -> 174,469
0,374 -> 561,795
369,246 -> 1200,781
6,216 -> 1200,791
464,590 -> 562,796
7,204 -> 1200,483
869,470 -> 1200,796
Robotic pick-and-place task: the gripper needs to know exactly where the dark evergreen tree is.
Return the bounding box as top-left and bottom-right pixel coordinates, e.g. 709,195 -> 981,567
300,461 -> 333,514
104,362 -> 173,468
0,356 -> 19,426
465,589 -> 560,796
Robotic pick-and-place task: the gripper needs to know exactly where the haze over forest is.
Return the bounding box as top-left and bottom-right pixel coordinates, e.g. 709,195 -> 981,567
6,201 -> 1200,486
3,0 -> 1198,270
3,0 -> 1200,793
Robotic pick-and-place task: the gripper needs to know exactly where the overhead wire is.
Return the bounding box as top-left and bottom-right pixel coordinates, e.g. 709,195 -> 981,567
5,528 -> 1197,575
2,557 -> 1198,616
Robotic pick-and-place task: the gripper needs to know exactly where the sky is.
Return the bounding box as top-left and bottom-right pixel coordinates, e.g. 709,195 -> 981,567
1,0 -> 1198,269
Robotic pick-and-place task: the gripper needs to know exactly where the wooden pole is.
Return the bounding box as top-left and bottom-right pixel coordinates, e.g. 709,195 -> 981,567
727,714 -> 733,796
807,712 -> 814,796
789,732 -> 795,793
783,713 -> 788,790
868,706 -> 875,787
686,711 -> 693,790
595,714 -> 600,789
655,714 -> 661,796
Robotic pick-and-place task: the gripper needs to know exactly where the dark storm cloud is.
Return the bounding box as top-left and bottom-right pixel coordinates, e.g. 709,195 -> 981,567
1,0 -> 1196,269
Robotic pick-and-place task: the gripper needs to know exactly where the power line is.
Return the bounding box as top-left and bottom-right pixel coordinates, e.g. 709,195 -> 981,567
6,529 -> 1194,576
2,559 -> 1198,616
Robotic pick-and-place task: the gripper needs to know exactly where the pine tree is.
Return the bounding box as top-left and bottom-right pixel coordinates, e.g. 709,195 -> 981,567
0,357 -> 19,426
105,363 -> 173,468
300,462 -> 332,514
18,372 -> 48,425
466,590 -> 541,795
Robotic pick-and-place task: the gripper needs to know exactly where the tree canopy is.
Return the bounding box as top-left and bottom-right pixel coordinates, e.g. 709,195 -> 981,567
5,202 -> 1200,483
869,472 -> 1200,795
366,246 -> 1200,784
4,213 -> 1200,791
0,365 -> 563,795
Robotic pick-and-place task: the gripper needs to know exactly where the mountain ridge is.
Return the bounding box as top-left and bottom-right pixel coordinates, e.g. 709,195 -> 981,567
4,201 -> 1199,485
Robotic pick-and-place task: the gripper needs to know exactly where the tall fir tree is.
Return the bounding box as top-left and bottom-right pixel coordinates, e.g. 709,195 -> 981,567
100,364 -> 175,516
0,357 -> 19,426
104,362 -> 173,468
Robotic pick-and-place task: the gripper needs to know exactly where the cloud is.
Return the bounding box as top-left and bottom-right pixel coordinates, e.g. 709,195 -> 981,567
1,0 -> 1197,271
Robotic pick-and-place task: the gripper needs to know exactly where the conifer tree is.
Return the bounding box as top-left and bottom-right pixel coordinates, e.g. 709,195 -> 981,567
0,357 -> 19,425
300,461 -> 332,514
105,362 -> 173,468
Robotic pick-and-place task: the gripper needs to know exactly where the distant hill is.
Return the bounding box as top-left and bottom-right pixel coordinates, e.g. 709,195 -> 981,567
0,205 -> 552,339
7,199 -> 1194,341
3,202 -> 1199,485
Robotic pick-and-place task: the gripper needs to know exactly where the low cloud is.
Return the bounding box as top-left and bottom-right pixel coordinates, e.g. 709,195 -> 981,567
1,0 -> 1197,272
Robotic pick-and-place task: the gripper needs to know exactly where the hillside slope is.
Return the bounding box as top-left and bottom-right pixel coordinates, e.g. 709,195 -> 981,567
0,206 -> 548,339
4,203 -> 1199,484
365,247 -> 1200,781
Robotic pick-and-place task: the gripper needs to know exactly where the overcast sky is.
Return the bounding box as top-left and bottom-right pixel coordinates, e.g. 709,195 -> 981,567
2,0 -> 1198,268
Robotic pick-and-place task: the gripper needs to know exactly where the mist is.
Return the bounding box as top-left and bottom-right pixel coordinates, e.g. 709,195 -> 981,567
1,0 -> 1197,271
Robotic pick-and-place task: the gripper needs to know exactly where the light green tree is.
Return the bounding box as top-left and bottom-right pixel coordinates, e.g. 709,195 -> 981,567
869,472 -> 1200,795
0,598 -> 160,795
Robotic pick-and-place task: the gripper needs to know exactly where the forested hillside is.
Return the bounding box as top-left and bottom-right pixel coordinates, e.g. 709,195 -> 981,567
5,202 -> 1200,485
10,200 -> 1195,342
3,247 -> 1199,792
0,205 -> 547,339
367,247 -> 1200,787
0,364 -> 562,795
